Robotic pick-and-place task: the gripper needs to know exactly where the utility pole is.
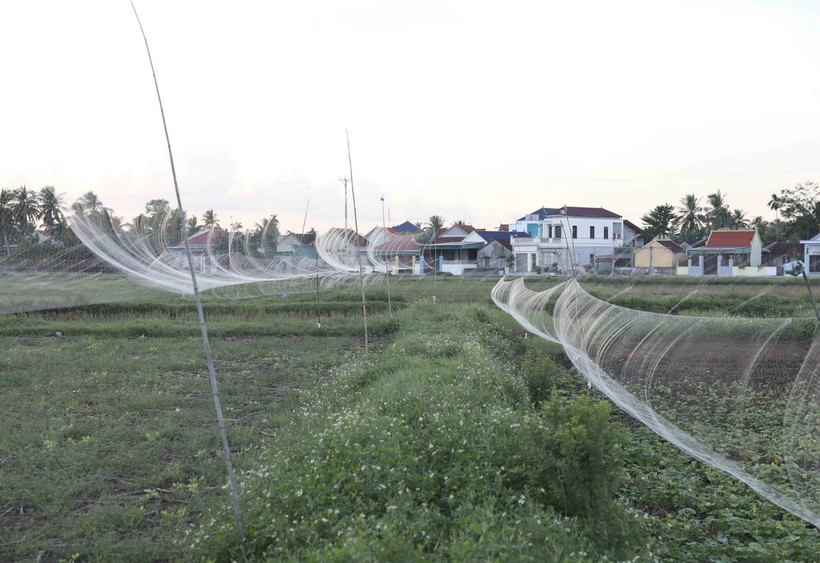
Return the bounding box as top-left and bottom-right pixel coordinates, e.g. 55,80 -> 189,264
339,176 -> 349,232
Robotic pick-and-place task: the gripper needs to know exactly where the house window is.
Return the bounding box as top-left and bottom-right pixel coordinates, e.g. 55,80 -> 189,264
548,225 -> 553,238
555,226 -> 562,239
604,226 -> 609,240
590,226 -> 595,239
572,226 -> 577,239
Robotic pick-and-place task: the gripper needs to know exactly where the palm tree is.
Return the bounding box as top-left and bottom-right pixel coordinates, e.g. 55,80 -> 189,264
38,186 -> 65,234
130,213 -> 150,233
254,214 -> 279,252
428,215 -> 445,237
730,209 -> 749,230
415,215 -> 445,245
768,194 -> 781,241
706,190 -> 731,230
202,209 -> 217,227
11,186 -> 41,236
0,189 -> 14,255
677,193 -> 703,241
186,214 -> 198,233
71,191 -> 104,215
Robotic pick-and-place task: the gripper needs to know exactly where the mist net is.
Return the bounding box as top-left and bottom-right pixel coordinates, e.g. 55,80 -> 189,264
0,198 -> 379,317
492,276 -> 820,528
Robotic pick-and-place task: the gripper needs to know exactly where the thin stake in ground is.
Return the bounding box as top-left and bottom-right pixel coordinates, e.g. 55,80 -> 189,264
346,129 -> 369,354
129,0 -> 244,545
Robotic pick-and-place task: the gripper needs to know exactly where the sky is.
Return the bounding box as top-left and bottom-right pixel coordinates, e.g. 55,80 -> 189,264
2,0 -> 820,235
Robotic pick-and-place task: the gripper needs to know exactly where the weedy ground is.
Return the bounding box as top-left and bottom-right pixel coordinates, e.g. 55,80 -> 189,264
0,275 -> 818,561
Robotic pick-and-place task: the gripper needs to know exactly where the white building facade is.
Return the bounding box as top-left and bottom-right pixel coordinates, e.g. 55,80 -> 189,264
510,206 -> 626,274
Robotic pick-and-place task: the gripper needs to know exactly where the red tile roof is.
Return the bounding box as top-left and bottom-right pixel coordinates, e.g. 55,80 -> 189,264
377,236 -> 420,251
706,230 -> 757,247
187,227 -> 224,246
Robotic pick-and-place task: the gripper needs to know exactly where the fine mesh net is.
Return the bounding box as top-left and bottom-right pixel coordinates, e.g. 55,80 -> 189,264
0,196 -> 383,317
492,276 -> 820,527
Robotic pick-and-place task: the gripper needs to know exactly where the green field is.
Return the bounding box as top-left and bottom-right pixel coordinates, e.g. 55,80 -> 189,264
1,275 -> 819,560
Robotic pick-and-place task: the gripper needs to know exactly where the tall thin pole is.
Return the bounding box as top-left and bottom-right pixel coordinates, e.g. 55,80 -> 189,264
339,177 -> 349,233
381,194 -> 392,315
346,130 -> 369,354
129,1 -> 244,544
301,198 -> 310,235
802,270 -> 820,323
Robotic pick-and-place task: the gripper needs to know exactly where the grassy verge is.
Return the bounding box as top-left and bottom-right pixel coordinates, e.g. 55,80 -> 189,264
194,302 -> 648,561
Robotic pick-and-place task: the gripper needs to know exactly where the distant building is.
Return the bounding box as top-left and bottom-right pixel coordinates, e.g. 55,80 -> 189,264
801,233 -> 820,276
635,238 -> 686,271
686,230 -> 775,277
510,205 -> 627,274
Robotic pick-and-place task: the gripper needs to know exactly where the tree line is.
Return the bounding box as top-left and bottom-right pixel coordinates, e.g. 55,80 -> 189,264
3,182 -> 818,260
641,182 -> 820,243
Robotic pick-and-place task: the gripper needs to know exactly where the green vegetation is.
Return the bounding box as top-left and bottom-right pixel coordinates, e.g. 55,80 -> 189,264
0,277 -> 818,560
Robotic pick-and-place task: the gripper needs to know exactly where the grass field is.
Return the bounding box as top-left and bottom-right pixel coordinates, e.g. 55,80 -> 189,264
1,275 -> 819,560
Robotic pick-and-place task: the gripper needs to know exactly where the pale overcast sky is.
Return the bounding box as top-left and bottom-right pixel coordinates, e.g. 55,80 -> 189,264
2,0 -> 820,234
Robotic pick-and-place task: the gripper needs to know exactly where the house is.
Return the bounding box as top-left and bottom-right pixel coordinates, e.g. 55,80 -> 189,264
477,240 -> 513,272
32,229 -> 66,248
686,230 -> 775,277
368,234 -> 423,274
391,220 -> 421,234
315,228 -> 369,272
511,207 -> 558,238
510,205 -> 627,274
622,220 -> 644,247
634,238 -> 687,273
763,242 -> 804,273
277,232 -> 316,254
801,233 -> 820,276
364,226 -> 396,247
164,226 -> 226,272
273,232 -> 319,267
423,224 -> 486,275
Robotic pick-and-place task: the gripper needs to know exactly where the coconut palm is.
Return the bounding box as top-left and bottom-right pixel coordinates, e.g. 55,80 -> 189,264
677,193 -> 704,241
38,186 -> 65,234
730,209 -> 750,230
253,214 -> 279,252
414,215 -> 445,245
428,215 -> 445,234
706,190 -> 731,230
71,191 -> 104,215
129,213 -> 150,235
186,214 -> 198,233
202,209 -> 218,227
11,186 -> 41,236
0,189 -> 14,255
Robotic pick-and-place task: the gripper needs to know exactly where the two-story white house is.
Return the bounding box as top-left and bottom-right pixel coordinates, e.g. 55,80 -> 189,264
510,206 -> 626,274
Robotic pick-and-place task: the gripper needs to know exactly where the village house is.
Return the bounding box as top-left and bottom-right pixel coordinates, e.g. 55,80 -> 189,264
686,230 -> 776,277
509,206 -> 628,274
164,226 -> 226,272
801,233 -> 820,276
634,238 -> 687,274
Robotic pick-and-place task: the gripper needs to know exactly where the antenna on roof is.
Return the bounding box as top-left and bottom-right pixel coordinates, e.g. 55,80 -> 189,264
339,176 -> 349,232
301,198 -> 310,235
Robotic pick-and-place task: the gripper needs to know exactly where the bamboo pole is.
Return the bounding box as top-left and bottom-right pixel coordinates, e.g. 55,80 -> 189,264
346,129 -> 369,354
129,0 -> 244,545
381,195 -> 392,315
